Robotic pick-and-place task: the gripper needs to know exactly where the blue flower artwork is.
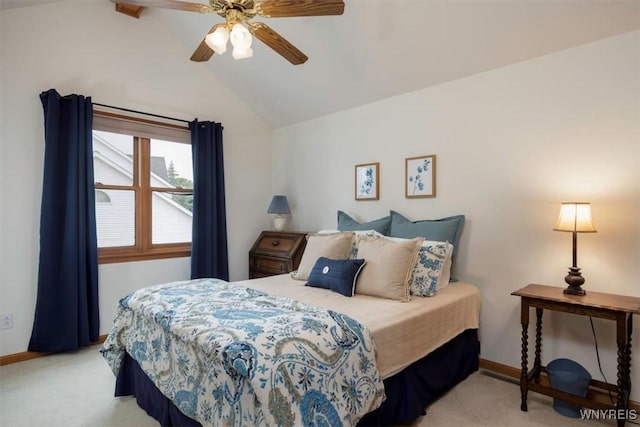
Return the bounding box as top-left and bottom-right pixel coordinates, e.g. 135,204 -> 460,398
406,155 -> 436,198
355,163 -> 379,200
360,167 -> 374,196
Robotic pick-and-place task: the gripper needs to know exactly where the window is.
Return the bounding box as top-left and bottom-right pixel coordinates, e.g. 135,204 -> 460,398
93,112 -> 193,263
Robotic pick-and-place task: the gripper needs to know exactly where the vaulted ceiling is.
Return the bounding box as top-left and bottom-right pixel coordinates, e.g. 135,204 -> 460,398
3,0 -> 639,127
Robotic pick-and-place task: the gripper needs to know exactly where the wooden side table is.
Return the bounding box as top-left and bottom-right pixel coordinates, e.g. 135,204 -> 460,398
248,231 -> 307,279
512,284 -> 640,426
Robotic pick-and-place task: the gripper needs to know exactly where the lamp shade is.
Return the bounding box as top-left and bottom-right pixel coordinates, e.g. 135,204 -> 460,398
267,195 -> 290,215
232,47 -> 253,60
230,23 -> 252,49
554,202 -> 596,233
205,26 -> 230,54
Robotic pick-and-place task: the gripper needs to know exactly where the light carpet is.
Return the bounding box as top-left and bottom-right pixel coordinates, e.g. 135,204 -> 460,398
0,345 -> 617,426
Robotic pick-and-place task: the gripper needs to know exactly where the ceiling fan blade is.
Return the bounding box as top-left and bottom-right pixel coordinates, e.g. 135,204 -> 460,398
248,22 -> 308,65
190,24 -> 225,62
111,0 -> 214,13
115,3 -> 145,18
256,0 -> 344,18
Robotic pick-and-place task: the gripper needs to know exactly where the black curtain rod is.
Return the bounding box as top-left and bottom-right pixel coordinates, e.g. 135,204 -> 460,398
93,102 -> 191,124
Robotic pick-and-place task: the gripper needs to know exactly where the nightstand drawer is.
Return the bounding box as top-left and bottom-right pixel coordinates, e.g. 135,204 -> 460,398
251,256 -> 290,274
254,234 -> 300,256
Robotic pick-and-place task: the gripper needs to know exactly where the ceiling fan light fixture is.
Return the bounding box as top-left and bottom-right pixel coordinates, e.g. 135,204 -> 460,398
205,26 -> 230,54
113,0 -> 346,65
230,23 -> 252,50
232,47 -> 253,60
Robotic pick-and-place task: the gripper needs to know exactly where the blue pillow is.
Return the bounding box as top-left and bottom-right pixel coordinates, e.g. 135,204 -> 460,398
389,211 -> 465,279
306,257 -> 367,297
337,210 -> 391,235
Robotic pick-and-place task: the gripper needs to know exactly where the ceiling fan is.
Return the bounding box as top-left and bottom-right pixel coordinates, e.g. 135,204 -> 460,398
111,0 -> 345,65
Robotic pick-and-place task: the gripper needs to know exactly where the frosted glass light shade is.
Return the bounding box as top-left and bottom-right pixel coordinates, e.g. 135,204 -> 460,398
232,47 -> 253,60
554,202 -> 596,233
205,26 -> 229,54
230,23 -> 252,49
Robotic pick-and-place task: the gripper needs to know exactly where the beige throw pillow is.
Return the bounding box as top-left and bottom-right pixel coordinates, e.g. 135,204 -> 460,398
292,232 -> 355,281
355,236 -> 424,301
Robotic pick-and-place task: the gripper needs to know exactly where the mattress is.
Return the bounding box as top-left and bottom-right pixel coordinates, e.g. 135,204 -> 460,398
234,274 -> 481,378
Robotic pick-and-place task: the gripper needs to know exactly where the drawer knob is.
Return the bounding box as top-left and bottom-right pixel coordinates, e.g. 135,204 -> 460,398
271,240 -> 280,247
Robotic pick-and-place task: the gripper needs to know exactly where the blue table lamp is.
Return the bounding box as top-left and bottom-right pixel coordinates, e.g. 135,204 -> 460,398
267,195 -> 291,231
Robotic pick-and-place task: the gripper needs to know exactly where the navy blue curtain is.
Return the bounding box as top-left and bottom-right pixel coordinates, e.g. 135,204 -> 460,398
29,89 -> 99,352
189,120 -> 229,280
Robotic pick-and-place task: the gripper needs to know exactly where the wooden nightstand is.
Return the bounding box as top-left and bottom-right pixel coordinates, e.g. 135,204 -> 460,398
512,284 -> 640,426
248,231 -> 307,279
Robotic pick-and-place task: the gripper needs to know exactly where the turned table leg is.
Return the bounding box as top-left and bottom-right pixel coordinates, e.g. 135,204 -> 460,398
534,307 -> 543,382
520,299 -> 530,412
615,313 -> 631,427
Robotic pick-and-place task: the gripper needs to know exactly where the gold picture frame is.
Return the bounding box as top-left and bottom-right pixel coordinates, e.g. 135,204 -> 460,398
405,155 -> 436,198
355,162 -> 379,201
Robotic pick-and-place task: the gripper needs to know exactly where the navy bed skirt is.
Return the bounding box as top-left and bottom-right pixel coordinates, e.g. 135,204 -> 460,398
115,328 -> 479,426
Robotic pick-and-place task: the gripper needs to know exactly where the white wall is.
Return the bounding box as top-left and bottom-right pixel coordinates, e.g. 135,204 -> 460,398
273,32 -> 640,400
0,1 -> 273,355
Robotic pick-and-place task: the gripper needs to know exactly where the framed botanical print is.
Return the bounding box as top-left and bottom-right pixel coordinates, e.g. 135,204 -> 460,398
355,162 -> 379,201
405,155 -> 436,198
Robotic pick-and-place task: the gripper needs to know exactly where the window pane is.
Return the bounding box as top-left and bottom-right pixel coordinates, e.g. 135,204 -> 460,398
152,191 -> 193,244
150,139 -> 193,189
93,130 -> 134,186
96,190 -> 135,247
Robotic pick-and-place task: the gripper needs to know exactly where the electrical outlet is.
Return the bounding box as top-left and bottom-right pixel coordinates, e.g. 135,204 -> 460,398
1,313 -> 13,330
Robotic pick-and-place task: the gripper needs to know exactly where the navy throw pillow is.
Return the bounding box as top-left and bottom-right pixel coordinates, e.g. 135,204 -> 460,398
306,257 -> 367,297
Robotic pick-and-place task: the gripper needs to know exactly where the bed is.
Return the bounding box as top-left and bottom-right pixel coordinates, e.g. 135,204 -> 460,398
101,273 -> 480,426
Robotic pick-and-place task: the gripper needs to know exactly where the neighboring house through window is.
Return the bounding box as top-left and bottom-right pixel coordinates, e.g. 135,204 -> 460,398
93,112 -> 193,263
95,190 -> 111,203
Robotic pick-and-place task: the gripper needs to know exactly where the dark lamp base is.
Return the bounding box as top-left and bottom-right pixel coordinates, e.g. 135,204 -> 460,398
563,266 -> 586,296
563,285 -> 586,296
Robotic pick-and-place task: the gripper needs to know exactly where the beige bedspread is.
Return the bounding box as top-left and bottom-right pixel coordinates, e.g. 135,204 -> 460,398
234,274 -> 481,379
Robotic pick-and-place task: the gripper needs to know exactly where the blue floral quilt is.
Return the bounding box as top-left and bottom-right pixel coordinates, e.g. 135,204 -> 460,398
100,278 -> 385,426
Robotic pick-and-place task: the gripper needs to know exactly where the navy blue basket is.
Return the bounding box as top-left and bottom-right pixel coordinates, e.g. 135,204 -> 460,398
546,358 -> 592,418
